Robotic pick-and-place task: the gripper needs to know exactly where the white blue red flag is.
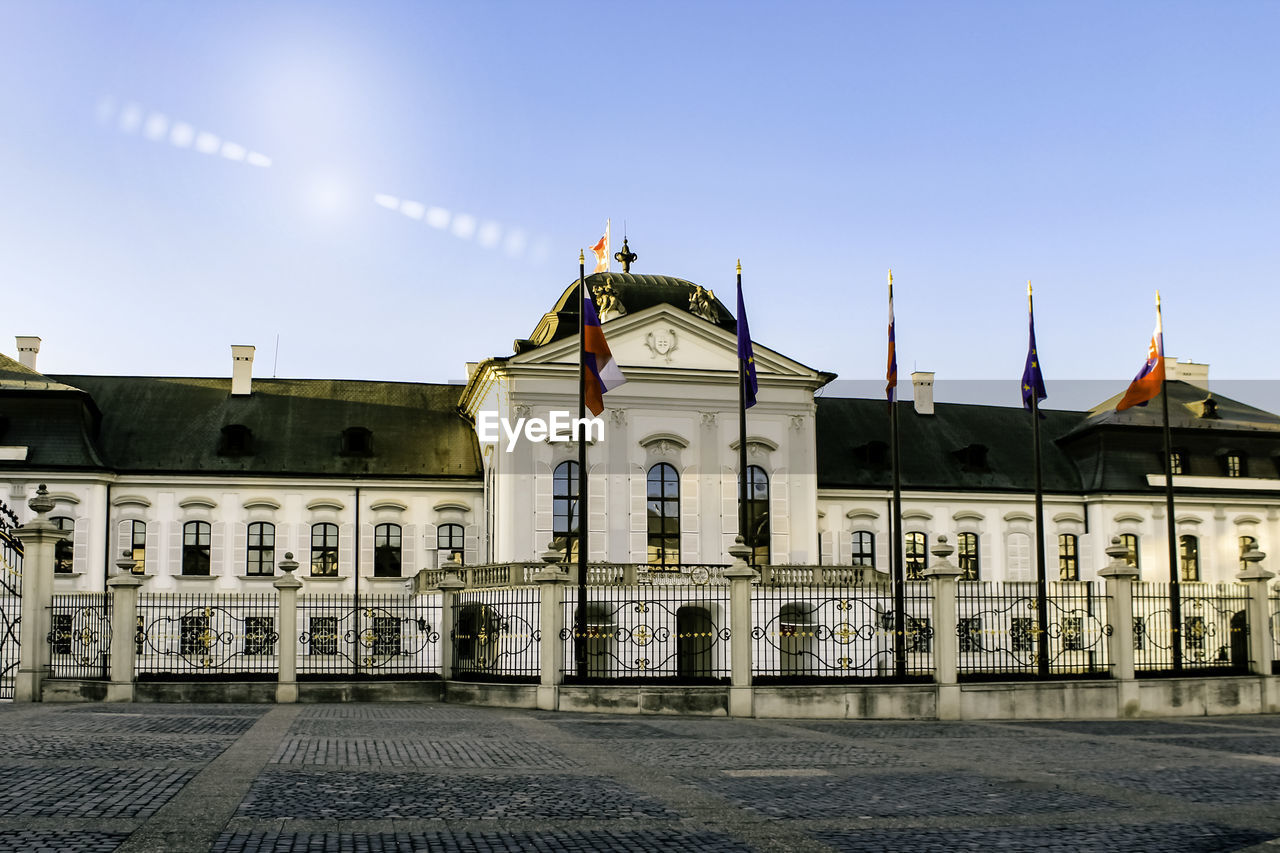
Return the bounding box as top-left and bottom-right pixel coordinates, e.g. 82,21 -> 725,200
583,286 -> 625,415
886,270 -> 897,403
1117,297 -> 1165,411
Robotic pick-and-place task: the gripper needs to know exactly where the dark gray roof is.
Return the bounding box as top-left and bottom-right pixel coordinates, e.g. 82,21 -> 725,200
1066,380 -> 1280,437
0,353 -> 82,393
816,398 -> 1086,493
522,273 -> 737,349
45,375 -> 482,479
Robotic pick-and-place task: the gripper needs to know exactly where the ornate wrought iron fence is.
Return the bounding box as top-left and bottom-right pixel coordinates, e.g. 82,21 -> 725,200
1132,582 -> 1250,674
0,529 -> 21,700
136,594 -> 279,678
451,587 -> 540,681
955,581 -> 1110,679
561,582 -> 731,682
296,594 -> 441,678
752,580 -> 934,681
47,593 -> 111,679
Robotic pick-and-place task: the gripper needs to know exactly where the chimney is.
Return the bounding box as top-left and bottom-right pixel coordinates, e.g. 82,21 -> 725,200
912,371 -> 935,415
1169,358 -> 1209,390
231,345 -> 255,396
15,336 -> 40,371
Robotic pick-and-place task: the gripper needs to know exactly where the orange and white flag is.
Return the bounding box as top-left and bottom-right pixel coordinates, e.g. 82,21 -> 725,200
589,220 -> 610,273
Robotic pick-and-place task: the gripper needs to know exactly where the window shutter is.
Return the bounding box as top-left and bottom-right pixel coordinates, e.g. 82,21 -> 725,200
274,523 -> 290,570
402,524 -> 417,575
232,522 -> 247,575
1006,533 -> 1032,581
464,524 -> 478,566
875,529 -> 889,573
211,522 -> 226,576
144,522 -> 158,573
421,523 -> 437,568
629,470 -> 647,561
72,517 -> 90,575
115,520 -> 131,564
339,522 -> 355,576
298,525 -> 311,567
720,467 -> 738,535
819,530 -> 834,566
680,468 -> 699,562
1079,533 -> 1094,578
360,523 -> 375,577
979,531 -> 992,581
770,472 -> 789,561
534,465 -> 553,536
168,522 -> 182,576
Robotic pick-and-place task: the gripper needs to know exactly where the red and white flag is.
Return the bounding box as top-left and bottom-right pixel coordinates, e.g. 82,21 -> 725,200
589,220 -> 610,273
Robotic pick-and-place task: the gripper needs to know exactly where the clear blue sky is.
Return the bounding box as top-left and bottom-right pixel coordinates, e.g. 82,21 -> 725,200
1,1 -> 1276,409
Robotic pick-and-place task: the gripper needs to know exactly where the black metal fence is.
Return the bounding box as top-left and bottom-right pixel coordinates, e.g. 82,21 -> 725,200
751,580 -> 934,681
48,593 -> 112,679
1132,583 -> 1251,674
136,593 -> 280,678
1271,595 -> 1279,673
561,582 -> 732,682
452,587 -> 540,681
296,594 -> 441,678
955,581 -> 1110,680
0,529 -> 21,700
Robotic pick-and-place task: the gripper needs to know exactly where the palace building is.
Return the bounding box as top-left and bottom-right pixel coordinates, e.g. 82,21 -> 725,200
3,272 -> 1279,594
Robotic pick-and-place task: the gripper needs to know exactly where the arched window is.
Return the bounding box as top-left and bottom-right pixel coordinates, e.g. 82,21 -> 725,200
1179,534 -> 1200,581
374,523 -> 402,577
1240,535 -> 1259,570
850,531 -> 875,568
647,463 -> 680,567
246,522 -> 274,576
904,532 -> 928,579
51,516 -> 74,574
553,460 -> 580,561
957,532 -> 980,581
1058,533 -> 1079,581
183,521 -> 211,576
743,465 -> 770,566
437,523 -> 464,566
1120,533 -> 1140,571
119,520 -> 147,574
310,523 -> 339,577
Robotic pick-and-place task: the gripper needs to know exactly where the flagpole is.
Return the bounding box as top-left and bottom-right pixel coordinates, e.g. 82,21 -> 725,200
888,271 -> 906,679
1157,292 -> 1182,672
576,252 -> 589,678
1028,283 -> 1050,677
737,261 -> 750,562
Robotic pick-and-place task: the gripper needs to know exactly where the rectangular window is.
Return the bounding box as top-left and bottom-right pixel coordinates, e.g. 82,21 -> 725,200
246,523 -> 275,576
311,524 -> 339,577
180,615 -> 210,656
119,520 -> 147,574
372,616 -> 401,656
957,532 -> 980,581
850,531 -> 875,568
310,615 -> 338,655
958,617 -> 983,653
50,613 -> 73,655
1061,616 -> 1084,651
374,524 -> 403,577
1058,534 -> 1079,581
52,517 -> 75,574
905,532 -> 928,580
183,521 -> 212,576
244,616 -> 274,656
1010,617 -> 1035,653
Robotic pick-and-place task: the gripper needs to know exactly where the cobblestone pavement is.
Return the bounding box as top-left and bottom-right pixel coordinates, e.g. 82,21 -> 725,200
1,703 -> 1279,852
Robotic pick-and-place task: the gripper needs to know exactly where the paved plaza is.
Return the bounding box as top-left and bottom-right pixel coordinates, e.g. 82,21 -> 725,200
0,702 -> 1279,852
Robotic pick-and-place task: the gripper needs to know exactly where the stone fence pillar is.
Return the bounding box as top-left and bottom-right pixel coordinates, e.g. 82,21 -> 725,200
724,537 -> 758,718
1098,537 -> 1139,682
1236,544 -> 1275,678
923,536 -> 962,720
533,552 -> 571,711
274,554 -> 302,703
106,552 -> 145,702
437,572 -> 466,680
14,485 -> 67,702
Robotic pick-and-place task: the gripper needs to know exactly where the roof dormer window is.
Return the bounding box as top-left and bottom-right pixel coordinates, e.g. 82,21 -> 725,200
952,443 -> 990,474
342,426 -> 373,457
1222,452 -> 1245,478
852,441 -> 889,470
218,424 -> 254,457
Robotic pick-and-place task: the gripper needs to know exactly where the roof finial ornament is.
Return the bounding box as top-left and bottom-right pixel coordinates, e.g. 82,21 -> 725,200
614,237 -> 637,273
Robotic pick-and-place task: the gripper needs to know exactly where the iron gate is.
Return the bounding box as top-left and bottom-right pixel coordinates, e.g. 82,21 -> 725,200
0,529 -> 23,700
